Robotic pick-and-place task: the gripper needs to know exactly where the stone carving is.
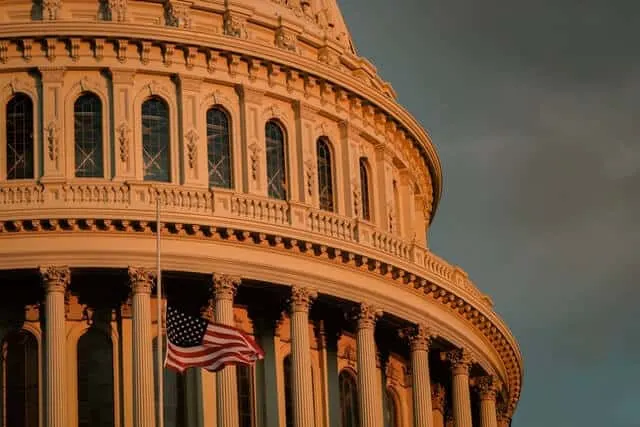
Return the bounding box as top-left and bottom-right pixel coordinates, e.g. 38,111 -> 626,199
304,158 -> 314,197
46,120 -> 59,162
45,38 -> 56,61
128,267 -> 155,294
0,40 -> 8,63
446,348 -> 473,374
108,0 -> 127,22
185,46 -> 197,69
40,265 -> 71,293
140,41 -> 151,64
165,0 -> 192,29
223,11 -> 248,39
476,376 -> 500,401
43,0 -> 62,20
352,179 -> 361,217
185,128 -> 199,169
163,43 -> 175,66
400,323 -> 434,352
213,273 -> 241,301
94,38 -> 105,61
248,142 -> 260,181
275,27 -> 297,52
117,122 -> 130,162
289,286 -> 316,313
431,383 -> 446,412
117,39 -> 128,63
354,303 -> 382,329
318,46 -> 340,67
21,39 -> 33,61
341,343 -> 356,367
70,38 -> 80,61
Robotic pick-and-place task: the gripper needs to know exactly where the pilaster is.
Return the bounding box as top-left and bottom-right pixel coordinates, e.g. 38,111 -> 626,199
176,75 -> 205,186
294,102 -> 316,205
235,85 -> 265,195
374,143 -> 394,232
110,68 -> 137,180
39,67 -> 66,180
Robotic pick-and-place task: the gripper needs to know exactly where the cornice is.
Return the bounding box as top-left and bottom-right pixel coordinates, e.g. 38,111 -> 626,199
0,23 -> 442,219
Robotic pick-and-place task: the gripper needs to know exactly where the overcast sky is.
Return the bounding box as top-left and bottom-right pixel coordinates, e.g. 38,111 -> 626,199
338,1 -> 640,426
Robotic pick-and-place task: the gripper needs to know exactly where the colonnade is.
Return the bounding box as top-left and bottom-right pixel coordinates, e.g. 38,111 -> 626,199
37,265 -> 506,427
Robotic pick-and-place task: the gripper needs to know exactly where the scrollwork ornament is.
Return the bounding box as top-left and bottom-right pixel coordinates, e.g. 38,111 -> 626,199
447,348 -> 473,375
213,273 -> 241,301
108,0 -> 127,22
289,286 -> 317,313
117,122 -> 130,162
128,267 -> 156,295
43,0 -> 62,20
185,128 -> 199,169
46,120 -> 60,162
223,11 -> 248,39
354,303 -> 381,330
165,0 -> 192,29
40,265 -> 71,293
476,376 -> 500,401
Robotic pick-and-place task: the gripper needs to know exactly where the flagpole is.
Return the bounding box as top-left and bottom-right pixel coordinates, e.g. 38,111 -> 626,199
156,194 -> 164,427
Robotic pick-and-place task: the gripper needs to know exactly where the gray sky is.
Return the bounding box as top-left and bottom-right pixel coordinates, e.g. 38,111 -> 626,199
338,1 -> 640,426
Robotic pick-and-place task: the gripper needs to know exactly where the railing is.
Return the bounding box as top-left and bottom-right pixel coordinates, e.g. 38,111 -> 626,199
0,181 -> 488,305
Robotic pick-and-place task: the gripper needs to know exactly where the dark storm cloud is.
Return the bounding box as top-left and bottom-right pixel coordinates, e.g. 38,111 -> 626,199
339,1 -> 640,426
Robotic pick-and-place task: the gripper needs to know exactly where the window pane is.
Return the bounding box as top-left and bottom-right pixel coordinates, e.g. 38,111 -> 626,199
384,389 -> 399,427
74,93 -> 104,177
237,365 -> 255,427
5,331 -> 39,427
339,371 -> 360,427
142,98 -> 170,182
6,93 -> 34,179
317,138 -> 334,211
265,121 -> 287,200
359,158 -> 371,221
207,107 -> 232,188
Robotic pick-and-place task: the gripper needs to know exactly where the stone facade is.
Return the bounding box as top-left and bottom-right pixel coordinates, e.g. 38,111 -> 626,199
0,1 -> 522,427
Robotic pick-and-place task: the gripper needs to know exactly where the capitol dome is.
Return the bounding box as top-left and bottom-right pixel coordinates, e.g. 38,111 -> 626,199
0,1 -> 522,427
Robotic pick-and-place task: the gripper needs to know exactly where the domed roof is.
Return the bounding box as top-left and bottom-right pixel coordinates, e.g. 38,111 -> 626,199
240,0 -> 356,53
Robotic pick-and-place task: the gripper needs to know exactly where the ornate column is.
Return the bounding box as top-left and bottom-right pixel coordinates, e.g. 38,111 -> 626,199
40,266 -> 70,427
447,349 -> 473,427
128,267 -> 156,427
289,286 -> 317,427
355,303 -> 383,427
405,324 -> 434,427
477,376 -> 499,427
431,383 -> 446,427
213,273 -> 241,427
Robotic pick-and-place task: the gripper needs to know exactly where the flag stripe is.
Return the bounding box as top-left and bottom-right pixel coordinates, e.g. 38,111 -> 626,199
164,305 -> 264,373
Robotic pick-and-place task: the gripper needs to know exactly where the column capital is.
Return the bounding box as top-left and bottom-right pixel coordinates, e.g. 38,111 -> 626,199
289,286 -> 317,313
354,303 -> 382,330
400,323 -> 434,352
446,348 -> 473,375
39,265 -> 70,293
213,273 -> 241,301
431,383 -> 446,413
128,267 -> 155,294
476,375 -> 500,401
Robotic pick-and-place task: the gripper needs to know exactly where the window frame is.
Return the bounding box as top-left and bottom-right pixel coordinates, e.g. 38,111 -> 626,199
73,92 -> 105,178
359,157 -> 372,221
265,120 -> 288,200
316,137 -> 335,212
206,106 -> 233,189
141,96 -> 172,183
5,92 -> 35,181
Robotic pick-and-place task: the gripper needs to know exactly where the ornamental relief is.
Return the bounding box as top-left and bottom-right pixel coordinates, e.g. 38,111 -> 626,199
46,120 -> 60,162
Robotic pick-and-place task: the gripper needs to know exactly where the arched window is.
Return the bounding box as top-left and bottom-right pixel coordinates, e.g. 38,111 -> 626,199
339,370 -> 360,427
142,97 -> 170,182
237,365 -> 255,427
207,107 -> 232,188
4,330 -> 39,427
153,337 -> 186,427
384,388 -> 400,427
359,158 -> 371,221
74,93 -> 104,177
77,327 -> 114,427
316,137 -> 334,211
6,93 -> 34,179
265,121 -> 287,200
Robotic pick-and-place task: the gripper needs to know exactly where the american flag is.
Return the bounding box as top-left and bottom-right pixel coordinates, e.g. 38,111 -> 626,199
164,305 -> 264,373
